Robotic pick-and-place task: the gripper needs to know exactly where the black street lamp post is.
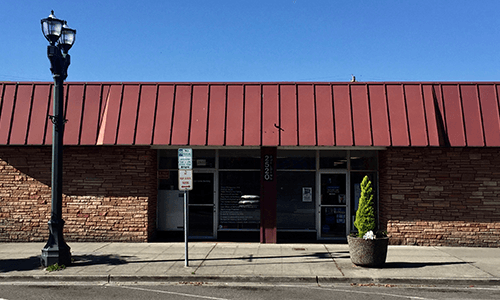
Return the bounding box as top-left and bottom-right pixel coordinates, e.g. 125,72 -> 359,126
40,11 -> 76,267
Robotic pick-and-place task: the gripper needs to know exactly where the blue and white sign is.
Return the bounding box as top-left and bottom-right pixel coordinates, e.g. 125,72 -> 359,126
178,148 -> 192,170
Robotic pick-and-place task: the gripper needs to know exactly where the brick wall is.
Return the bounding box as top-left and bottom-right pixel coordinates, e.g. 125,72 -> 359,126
380,148 -> 500,247
0,146 -> 157,242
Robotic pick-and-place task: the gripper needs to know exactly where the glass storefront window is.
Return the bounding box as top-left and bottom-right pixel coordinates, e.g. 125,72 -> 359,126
158,170 -> 178,190
219,149 -> 260,169
158,149 -> 216,169
321,206 -> 346,237
277,150 -> 315,170
190,173 -> 214,204
350,150 -> 377,170
319,173 -> 348,238
219,171 -> 260,230
158,149 -> 177,169
156,148 -> 380,239
320,173 -> 347,205
277,171 -> 316,230
320,150 -> 347,169
189,172 -> 215,237
192,149 -> 216,168
189,206 -> 214,236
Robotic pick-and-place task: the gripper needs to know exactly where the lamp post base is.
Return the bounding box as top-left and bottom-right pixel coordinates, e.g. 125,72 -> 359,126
40,219 -> 71,267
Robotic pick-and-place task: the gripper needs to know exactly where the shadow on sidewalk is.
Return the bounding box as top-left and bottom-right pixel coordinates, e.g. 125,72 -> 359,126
99,252 -> 351,267
1,252 -> 351,272
71,254 -> 131,267
0,257 -> 42,272
196,252 -> 351,262
0,255 -> 131,273
382,261 -> 470,269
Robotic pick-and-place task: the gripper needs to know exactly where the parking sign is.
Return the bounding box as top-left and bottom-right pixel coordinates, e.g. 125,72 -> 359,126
178,148 -> 192,169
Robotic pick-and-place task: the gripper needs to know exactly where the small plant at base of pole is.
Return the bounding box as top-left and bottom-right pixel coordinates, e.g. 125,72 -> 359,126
46,263 -> 66,272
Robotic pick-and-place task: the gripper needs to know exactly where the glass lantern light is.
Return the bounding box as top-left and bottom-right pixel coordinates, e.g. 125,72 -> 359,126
41,10 -> 64,46
59,21 -> 76,53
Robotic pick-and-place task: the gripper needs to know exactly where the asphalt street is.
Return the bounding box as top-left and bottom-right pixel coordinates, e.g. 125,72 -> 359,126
1,282 -> 500,300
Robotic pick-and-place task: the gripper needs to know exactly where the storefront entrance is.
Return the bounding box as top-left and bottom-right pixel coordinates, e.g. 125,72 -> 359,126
157,149 -> 378,242
318,172 -> 349,239
189,172 -> 216,239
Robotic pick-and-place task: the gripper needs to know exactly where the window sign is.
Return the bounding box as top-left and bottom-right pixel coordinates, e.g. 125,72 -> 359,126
328,186 -> 340,196
353,183 -> 361,211
302,187 -> 312,202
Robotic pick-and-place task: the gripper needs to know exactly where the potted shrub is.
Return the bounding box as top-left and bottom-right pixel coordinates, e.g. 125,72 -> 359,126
348,175 -> 389,267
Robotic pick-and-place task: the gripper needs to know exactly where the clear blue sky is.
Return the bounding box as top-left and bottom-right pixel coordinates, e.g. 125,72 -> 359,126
3,0 -> 500,82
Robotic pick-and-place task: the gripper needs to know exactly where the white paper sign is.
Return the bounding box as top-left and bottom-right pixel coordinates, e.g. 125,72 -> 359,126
178,170 -> 193,191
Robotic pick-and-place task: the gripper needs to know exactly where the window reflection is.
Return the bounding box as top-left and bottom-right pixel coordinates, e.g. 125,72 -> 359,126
219,149 -> 260,169
320,150 -> 347,169
350,150 -> 377,170
219,171 -> 260,229
277,171 -> 315,230
277,150 -> 315,170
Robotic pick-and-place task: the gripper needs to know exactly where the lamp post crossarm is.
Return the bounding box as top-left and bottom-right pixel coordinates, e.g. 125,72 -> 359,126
47,45 -> 70,80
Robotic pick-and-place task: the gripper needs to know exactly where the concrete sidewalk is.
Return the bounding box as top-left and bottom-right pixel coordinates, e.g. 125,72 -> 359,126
1,242 -> 499,285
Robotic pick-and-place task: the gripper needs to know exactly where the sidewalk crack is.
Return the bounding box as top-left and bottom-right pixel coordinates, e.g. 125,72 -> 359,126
92,242 -> 112,253
192,243 -> 217,274
323,244 -> 345,277
434,246 -> 496,278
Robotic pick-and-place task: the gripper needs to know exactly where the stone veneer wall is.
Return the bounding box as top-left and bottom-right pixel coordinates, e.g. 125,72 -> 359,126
379,148 -> 500,247
0,146 -> 157,242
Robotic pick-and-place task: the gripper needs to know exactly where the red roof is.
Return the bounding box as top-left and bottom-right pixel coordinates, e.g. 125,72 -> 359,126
1,82 -> 499,147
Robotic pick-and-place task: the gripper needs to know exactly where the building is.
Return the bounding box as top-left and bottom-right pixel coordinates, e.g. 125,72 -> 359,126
1,81 -> 499,246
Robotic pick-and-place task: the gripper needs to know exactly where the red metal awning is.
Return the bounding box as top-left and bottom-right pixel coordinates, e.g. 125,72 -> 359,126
1,82 -> 500,147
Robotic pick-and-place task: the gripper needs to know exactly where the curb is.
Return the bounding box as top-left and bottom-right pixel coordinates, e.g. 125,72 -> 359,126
319,277 -> 500,286
1,275 -> 499,286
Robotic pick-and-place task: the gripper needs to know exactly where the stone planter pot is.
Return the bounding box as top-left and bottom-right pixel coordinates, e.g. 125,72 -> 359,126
347,235 -> 389,267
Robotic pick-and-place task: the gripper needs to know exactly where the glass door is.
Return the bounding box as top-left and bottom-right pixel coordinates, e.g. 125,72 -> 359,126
318,172 -> 349,239
189,172 -> 216,239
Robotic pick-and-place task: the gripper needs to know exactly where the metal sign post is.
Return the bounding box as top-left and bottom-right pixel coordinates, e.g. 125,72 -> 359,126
178,149 -> 193,267
183,190 -> 188,267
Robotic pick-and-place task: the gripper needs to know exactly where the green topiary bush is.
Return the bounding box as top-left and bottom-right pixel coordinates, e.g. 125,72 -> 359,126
354,175 -> 376,238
